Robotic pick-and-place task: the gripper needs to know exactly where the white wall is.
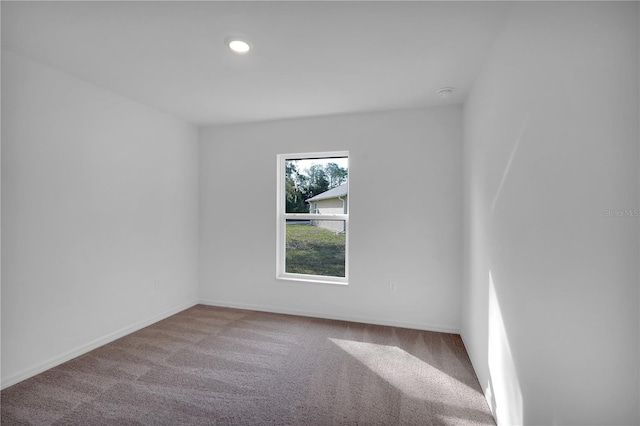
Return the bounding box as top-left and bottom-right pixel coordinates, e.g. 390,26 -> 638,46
200,107 -> 463,332
462,3 -> 639,425
1,50 -> 200,387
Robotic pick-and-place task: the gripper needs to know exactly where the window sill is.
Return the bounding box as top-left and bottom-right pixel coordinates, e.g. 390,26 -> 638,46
276,274 -> 348,286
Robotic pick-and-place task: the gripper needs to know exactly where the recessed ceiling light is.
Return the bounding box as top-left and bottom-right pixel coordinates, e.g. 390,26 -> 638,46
226,38 -> 251,54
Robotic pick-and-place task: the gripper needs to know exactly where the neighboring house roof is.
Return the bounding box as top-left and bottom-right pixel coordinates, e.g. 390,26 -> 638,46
306,182 -> 348,203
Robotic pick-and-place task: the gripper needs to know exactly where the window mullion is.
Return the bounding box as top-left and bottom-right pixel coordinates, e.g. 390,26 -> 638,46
284,213 -> 348,221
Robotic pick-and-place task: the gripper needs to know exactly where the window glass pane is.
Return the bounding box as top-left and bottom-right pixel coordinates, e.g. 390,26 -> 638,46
285,220 -> 346,277
285,157 -> 348,214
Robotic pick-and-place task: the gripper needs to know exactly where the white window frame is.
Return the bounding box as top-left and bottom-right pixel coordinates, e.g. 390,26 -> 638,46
276,151 -> 349,285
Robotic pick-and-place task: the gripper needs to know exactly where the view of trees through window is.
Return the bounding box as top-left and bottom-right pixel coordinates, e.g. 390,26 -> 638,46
283,156 -> 348,278
285,158 -> 348,213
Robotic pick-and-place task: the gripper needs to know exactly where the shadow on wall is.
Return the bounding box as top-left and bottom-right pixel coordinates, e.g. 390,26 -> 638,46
491,115 -> 529,213
483,114 -> 527,425
487,270 -> 523,425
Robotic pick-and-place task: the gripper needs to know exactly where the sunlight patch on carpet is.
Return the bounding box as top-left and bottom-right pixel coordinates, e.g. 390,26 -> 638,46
329,338 -> 476,402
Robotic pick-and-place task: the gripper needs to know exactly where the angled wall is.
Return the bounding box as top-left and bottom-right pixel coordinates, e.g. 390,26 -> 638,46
1,50 -> 200,387
462,3 -> 639,425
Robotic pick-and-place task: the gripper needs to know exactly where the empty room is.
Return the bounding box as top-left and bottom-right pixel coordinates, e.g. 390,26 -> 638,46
1,1 -> 639,425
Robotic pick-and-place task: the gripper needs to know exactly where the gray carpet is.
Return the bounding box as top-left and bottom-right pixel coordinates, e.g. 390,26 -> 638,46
1,305 -> 495,425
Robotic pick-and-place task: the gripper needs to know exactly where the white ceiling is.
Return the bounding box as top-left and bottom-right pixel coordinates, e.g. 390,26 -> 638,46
1,1 -> 510,126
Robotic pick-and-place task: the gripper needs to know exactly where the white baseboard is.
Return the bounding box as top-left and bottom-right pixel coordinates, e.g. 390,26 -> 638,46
1,299 -> 460,390
1,300 -> 198,390
459,331 -> 498,425
199,299 -> 460,335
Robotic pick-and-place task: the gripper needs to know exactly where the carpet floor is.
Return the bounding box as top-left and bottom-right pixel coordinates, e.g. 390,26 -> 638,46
1,305 -> 495,425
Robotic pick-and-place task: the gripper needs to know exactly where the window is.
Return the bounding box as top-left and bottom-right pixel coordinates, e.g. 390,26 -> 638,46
276,151 -> 349,284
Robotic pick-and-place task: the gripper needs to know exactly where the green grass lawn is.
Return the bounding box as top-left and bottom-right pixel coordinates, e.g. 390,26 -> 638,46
286,224 -> 345,277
